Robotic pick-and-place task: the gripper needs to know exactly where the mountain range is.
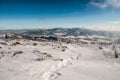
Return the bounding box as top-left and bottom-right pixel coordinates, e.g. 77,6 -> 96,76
0,28 -> 120,38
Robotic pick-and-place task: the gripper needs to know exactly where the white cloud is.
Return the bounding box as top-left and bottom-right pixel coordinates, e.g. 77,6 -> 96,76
108,0 -> 120,8
90,2 -> 108,8
110,21 -> 120,24
90,0 -> 120,8
84,26 -> 120,31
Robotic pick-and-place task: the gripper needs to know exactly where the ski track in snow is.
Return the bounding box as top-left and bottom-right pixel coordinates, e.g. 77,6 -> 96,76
42,52 -> 81,80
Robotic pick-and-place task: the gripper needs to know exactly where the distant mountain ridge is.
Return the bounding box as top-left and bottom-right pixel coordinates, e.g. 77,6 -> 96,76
0,28 -> 120,38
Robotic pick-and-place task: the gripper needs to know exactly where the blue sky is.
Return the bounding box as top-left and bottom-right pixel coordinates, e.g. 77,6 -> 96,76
0,0 -> 120,29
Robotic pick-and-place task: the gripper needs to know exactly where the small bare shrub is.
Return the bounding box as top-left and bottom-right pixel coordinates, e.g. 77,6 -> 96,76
62,48 -> 66,52
0,52 -> 4,54
33,43 -> 37,46
53,58 -> 63,61
62,46 -> 68,49
99,47 -> 103,49
45,54 -> 52,58
8,47 -> 11,49
2,55 -> 4,57
43,52 -> 48,55
35,57 -> 45,61
61,46 -> 68,52
8,51 -> 12,54
0,54 -> 4,60
12,42 -> 21,46
12,51 -> 23,57
43,52 -> 53,59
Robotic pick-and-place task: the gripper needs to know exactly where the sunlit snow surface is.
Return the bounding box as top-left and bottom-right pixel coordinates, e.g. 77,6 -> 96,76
0,39 -> 120,80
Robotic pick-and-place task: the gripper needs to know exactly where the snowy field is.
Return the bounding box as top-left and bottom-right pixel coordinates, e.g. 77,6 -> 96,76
0,39 -> 120,80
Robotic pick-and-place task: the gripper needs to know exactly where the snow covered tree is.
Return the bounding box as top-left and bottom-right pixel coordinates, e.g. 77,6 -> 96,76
54,33 -> 63,48
112,40 -> 119,58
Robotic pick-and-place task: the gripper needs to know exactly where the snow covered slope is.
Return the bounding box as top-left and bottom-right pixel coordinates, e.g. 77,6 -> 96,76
0,39 -> 120,80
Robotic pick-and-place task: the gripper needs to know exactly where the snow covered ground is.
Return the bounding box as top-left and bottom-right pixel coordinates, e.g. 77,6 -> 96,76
0,39 -> 120,80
